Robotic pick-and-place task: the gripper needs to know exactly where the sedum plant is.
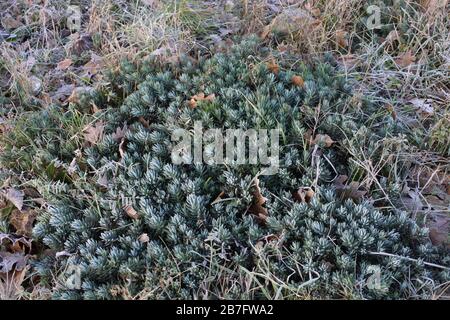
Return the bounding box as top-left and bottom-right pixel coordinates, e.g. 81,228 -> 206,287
3,36 -> 448,299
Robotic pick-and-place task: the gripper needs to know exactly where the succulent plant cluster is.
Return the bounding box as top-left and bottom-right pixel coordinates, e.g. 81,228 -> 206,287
2,36 -> 448,299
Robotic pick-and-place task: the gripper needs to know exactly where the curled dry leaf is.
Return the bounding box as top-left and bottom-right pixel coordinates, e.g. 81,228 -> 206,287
97,174 -> 109,188
395,50 -> 416,68
334,175 -> 367,201
188,92 -> 216,109
1,14 -> 24,30
409,98 -> 434,115
84,120 -> 105,145
267,60 -> 279,75
339,54 -> 360,70
335,29 -> 349,48
291,75 -> 305,87
293,187 -> 315,203
385,30 -> 400,45
386,104 -> 397,120
0,252 -> 28,274
248,177 -> 268,223
4,188 -> 24,211
112,124 -> 128,142
119,138 -> 126,159
124,205 -> 139,220
0,233 -> 32,253
55,251 -> 72,259
312,134 -> 335,148
68,157 -> 77,175
10,209 -> 37,237
138,117 -> 150,128
83,53 -> 103,77
57,58 -> 73,70
138,233 -> 150,243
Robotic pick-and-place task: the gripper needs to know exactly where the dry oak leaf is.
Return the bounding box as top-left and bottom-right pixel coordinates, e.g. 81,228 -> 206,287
293,187 -> 315,203
248,177 -> 268,223
112,124 -> 128,142
0,233 -> 32,253
291,75 -> 305,87
84,121 -> 105,145
0,252 -> 28,274
395,50 -> 416,68
312,134 -> 335,148
4,188 -> 24,211
124,205 -> 139,220
10,209 -> 37,237
57,58 -> 73,70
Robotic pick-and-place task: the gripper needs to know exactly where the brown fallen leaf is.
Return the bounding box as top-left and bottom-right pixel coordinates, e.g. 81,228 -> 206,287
138,233 -> 150,243
386,104 -> 397,120
68,157 -> 77,175
188,92 -> 216,109
385,30 -> 400,45
188,98 -> 197,109
1,15 -> 24,30
57,58 -> 73,70
293,187 -> 315,203
291,75 -> 305,87
421,0 -> 449,14
9,209 -> 37,237
83,53 -> 103,77
267,60 -> 279,75
395,50 -> 416,68
84,121 -> 105,145
336,29 -> 349,48
67,86 -> 94,104
97,174 -> 109,188
339,54 -> 360,70
138,117 -> 150,128
312,134 -> 335,148
428,212 -> 449,247
0,252 -> 28,274
112,124 -> 128,142
124,205 -> 139,220
69,33 -> 93,55
0,233 -> 32,253
409,98 -> 434,115
334,175 -> 367,201
248,177 -> 268,223
119,138 -> 126,159
52,84 -> 75,102
4,188 -> 24,211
